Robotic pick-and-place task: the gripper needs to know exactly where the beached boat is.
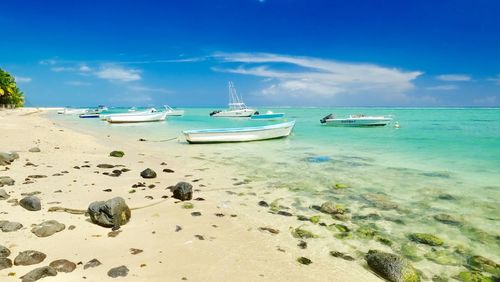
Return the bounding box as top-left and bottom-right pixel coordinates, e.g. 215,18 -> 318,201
100,108 -> 157,120
183,121 -> 296,143
320,114 -> 392,127
106,111 -> 167,123
209,81 -> 257,117
79,113 -> 100,118
164,105 -> 184,116
250,111 -> 285,120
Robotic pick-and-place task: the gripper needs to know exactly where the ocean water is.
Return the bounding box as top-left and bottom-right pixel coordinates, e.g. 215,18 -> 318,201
52,107 -> 500,279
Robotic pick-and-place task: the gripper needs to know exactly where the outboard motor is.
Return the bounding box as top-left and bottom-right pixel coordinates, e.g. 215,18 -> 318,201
320,114 -> 334,124
209,110 -> 221,116
253,111 -> 260,115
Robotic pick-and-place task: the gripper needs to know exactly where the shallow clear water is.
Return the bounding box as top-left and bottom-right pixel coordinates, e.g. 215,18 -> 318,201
53,107 -> 500,279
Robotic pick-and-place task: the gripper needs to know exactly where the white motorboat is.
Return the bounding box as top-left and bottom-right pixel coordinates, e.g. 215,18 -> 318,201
57,108 -> 89,115
106,111 -> 167,124
320,114 -> 393,127
209,81 -> 257,117
183,121 -> 295,143
164,105 -> 184,116
100,108 -> 157,120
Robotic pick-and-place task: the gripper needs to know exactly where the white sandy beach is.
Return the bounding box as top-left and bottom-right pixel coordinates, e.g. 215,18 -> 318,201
0,108 -> 381,281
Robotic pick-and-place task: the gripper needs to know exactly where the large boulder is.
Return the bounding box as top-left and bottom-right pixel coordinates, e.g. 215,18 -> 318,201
0,151 -> 19,166
0,220 -> 23,232
140,168 -> 157,179
19,196 -> 41,211
14,250 -> 47,266
172,182 -> 193,201
0,176 -> 15,186
0,258 -> 12,270
88,197 -> 131,228
365,250 -> 420,282
0,245 -> 11,257
20,266 -> 57,282
31,220 -> 66,237
49,259 -> 77,273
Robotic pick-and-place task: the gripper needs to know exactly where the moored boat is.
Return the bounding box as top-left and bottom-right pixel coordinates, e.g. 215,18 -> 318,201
79,113 -> 100,118
100,108 -> 157,120
320,114 -> 392,127
183,121 -> 296,143
58,108 -> 89,115
209,81 -> 257,117
164,105 -> 184,116
250,111 -> 285,120
106,112 -> 167,123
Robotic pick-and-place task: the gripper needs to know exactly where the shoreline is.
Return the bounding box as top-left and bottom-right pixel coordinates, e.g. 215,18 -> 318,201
0,108 -> 381,281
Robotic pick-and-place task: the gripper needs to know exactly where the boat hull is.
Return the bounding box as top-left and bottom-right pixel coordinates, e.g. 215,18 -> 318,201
100,109 -> 156,120
183,121 -> 295,143
250,113 -> 285,120
165,110 -> 185,116
323,117 -> 392,127
210,109 -> 256,117
107,112 -> 167,123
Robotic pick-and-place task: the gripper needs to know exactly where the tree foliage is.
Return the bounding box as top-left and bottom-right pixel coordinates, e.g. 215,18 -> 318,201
0,68 -> 25,107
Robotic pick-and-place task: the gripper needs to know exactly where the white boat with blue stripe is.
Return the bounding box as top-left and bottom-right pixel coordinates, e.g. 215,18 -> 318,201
183,121 -> 296,143
250,111 -> 285,120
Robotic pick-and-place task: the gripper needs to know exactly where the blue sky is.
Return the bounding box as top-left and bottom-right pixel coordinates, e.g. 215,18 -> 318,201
2,0 -> 500,107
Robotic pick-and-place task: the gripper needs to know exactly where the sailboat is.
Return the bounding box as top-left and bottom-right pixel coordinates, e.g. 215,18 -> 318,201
209,81 -> 257,117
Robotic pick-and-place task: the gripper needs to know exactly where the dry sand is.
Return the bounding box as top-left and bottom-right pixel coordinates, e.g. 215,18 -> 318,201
0,108 -> 381,281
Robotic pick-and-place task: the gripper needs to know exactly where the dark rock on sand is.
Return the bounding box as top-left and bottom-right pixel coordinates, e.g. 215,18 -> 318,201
28,147 -> 41,153
20,196 -> 41,211
84,258 -> 102,269
437,194 -> 456,200
258,200 -> 269,207
0,176 -> 15,186
172,182 -> 193,201
0,245 -> 11,257
365,250 -> 420,282
0,220 -> 23,232
97,164 -> 115,169
163,168 -> 174,173
31,220 -> 65,237
14,250 -> 47,266
20,266 -> 57,282
191,212 -> 202,216
49,259 -> 77,272
0,188 -> 10,200
409,233 -> 444,246
258,227 -> 280,234
0,257 -> 12,270
467,255 -> 500,276
330,251 -> 355,261
0,151 -> 19,166
27,175 -> 47,179
297,240 -> 307,249
297,257 -> 312,265
107,265 -> 129,278
109,151 -> 125,158
88,197 -> 131,228
140,168 -> 157,178
277,211 -> 293,216
320,201 -> 346,215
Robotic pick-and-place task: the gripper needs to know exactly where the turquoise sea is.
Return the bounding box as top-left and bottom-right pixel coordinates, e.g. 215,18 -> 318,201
53,107 -> 500,279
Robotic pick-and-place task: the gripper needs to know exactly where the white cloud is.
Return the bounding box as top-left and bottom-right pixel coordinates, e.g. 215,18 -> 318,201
95,66 -> 141,82
426,84 -> 458,91
436,74 -> 471,81
212,52 -> 422,98
39,59 -> 57,65
51,66 -> 75,72
488,74 -> 500,84
65,81 -> 91,86
128,85 -> 172,94
79,64 -> 92,72
15,76 -> 32,83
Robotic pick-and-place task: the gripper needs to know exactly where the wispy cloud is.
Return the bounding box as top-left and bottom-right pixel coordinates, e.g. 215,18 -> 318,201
65,80 -> 91,86
79,64 -> 92,72
39,59 -> 57,65
487,74 -> 500,84
128,85 -> 172,93
436,74 -> 471,81
95,66 -> 141,82
212,52 -> 422,98
51,66 -> 76,72
426,84 -> 458,91
15,76 -> 32,83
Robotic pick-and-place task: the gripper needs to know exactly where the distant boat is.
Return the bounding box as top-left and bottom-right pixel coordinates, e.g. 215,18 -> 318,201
58,108 -> 89,115
79,113 -> 100,118
164,105 -> 184,116
106,111 -> 167,123
100,108 -> 157,120
209,81 -> 257,117
183,121 -> 296,143
128,107 -> 137,112
250,111 -> 285,120
320,114 -> 392,127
